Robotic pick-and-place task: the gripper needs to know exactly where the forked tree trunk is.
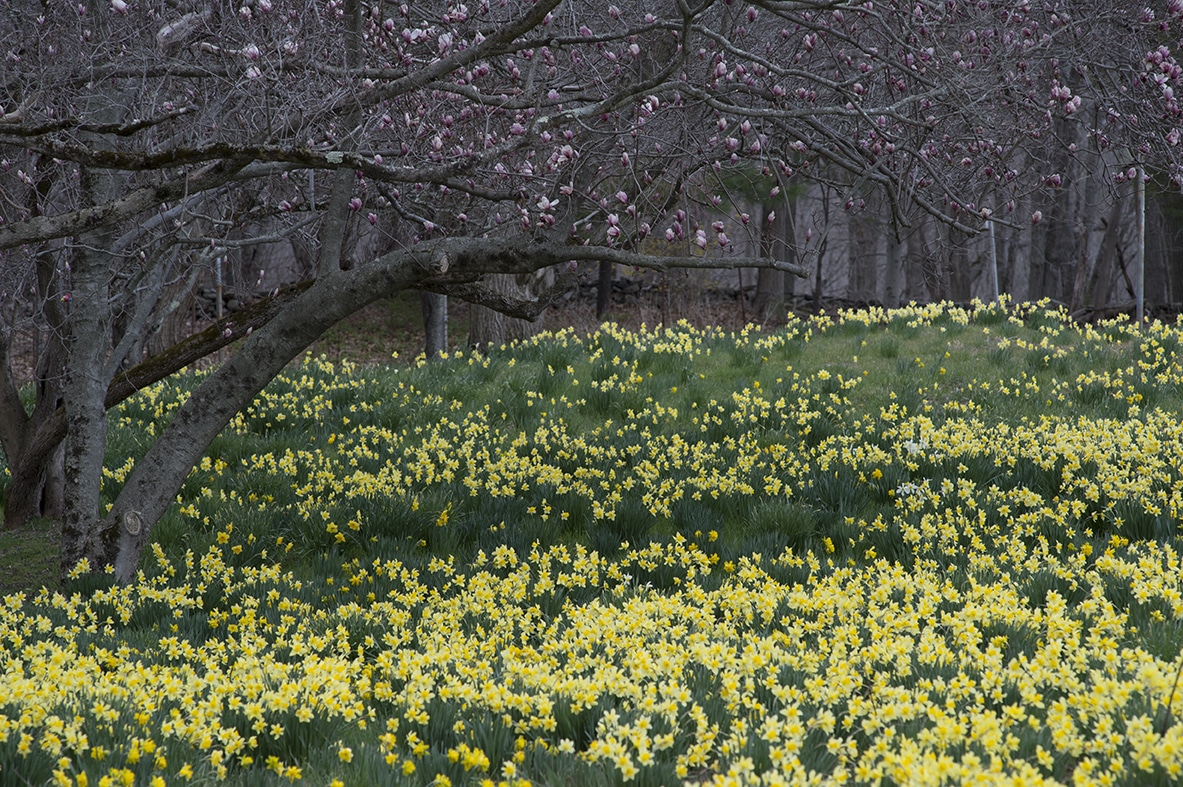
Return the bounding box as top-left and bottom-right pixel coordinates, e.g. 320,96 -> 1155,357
63,237 -> 806,584
4,441 -> 65,530
96,259 -> 432,582
2,326 -> 66,531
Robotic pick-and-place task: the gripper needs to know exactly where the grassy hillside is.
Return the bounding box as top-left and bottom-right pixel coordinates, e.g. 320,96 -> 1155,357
3,299 -> 1183,786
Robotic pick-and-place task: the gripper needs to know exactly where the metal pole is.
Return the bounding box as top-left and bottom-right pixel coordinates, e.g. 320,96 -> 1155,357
1136,166 -> 1145,324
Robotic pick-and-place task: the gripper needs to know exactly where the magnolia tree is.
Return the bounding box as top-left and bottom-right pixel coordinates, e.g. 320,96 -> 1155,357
1,0 -> 1181,583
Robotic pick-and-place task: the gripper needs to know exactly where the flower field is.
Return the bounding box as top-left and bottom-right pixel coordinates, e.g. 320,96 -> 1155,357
4,299 -> 1183,786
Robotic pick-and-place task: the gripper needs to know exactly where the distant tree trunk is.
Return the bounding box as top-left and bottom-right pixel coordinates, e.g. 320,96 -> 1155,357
780,203 -> 801,303
902,231 -> 925,303
995,224 -> 1009,297
1146,193 -> 1171,311
1039,189 -> 1076,305
848,203 -> 878,303
420,291 -> 448,357
811,248 -> 825,311
1156,189 -> 1183,306
1015,200 -> 1046,302
1003,222 -> 1025,301
884,232 -> 902,308
948,228 -> 972,302
468,272 -> 548,349
596,261 -> 614,317
811,193 -> 830,311
1074,198 -> 1122,312
1090,202 -> 1122,311
918,219 -> 951,301
753,268 -> 784,321
752,203 -> 785,321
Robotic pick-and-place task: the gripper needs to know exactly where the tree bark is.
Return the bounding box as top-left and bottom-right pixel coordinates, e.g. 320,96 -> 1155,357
1073,197 -> 1122,312
847,201 -> 878,303
884,232 -> 902,308
752,204 -> 785,321
57,236 -> 806,583
948,228 -> 972,302
2,279 -> 316,533
59,250 -> 112,576
1,352 -> 66,532
99,264 -> 413,582
468,272 -> 549,349
420,291 -> 448,357
596,261 -> 614,318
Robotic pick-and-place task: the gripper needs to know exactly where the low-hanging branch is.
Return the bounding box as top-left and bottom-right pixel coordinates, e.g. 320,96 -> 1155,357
22,280 -> 315,468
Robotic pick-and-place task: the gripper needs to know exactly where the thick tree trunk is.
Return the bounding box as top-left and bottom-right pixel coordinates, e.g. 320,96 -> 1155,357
847,203 -> 878,303
4,441 -> 65,530
420,291 -> 448,357
1145,194 -> 1170,311
1075,198 -> 1123,312
59,252 -> 112,576
948,228 -> 972,302
752,268 -> 784,321
1,263 -> 69,532
80,237 -> 805,583
752,205 -> 786,321
596,261 -> 614,318
468,272 -> 548,349
98,257 -> 432,582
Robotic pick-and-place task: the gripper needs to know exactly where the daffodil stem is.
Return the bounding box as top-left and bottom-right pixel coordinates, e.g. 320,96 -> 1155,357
1159,654 -> 1183,736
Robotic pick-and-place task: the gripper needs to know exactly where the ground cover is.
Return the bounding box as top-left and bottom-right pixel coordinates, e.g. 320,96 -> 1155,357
3,298 -> 1183,786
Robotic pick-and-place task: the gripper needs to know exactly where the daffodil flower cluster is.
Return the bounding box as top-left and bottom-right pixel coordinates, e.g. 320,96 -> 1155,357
4,532 -> 1183,786
6,298 -> 1183,785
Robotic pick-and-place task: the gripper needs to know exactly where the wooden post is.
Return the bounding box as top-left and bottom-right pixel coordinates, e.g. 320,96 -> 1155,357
988,218 -> 1000,303
1135,165 -> 1146,324
215,257 -> 223,321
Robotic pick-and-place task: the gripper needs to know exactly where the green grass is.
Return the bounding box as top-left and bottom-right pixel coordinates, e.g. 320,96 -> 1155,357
0,517 -> 59,596
59,299 -> 1178,586
12,298 -> 1178,583
4,298 -> 1177,592
6,298 -> 1183,785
